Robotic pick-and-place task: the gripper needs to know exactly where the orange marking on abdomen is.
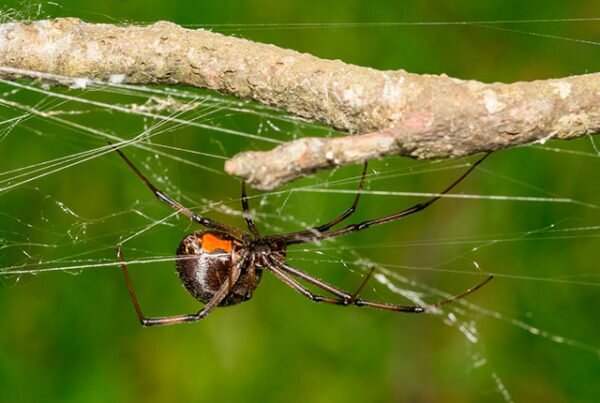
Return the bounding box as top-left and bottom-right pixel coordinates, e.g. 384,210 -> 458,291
200,233 -> 233,253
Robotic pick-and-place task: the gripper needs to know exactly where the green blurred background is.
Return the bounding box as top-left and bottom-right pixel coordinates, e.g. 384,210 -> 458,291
0,1 -> 598,402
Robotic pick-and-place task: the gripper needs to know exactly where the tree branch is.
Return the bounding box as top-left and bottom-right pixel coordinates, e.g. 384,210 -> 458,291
0,18 -> 598,190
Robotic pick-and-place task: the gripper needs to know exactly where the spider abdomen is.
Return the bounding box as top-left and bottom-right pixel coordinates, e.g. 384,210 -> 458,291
175,231 -> 262,306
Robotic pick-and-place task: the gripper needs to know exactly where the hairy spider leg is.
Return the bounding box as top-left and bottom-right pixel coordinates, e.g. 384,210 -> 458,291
117,246 -> 248,326
111,144 -> 244,239
268,257 -> 493,312
282,153 -> 490,245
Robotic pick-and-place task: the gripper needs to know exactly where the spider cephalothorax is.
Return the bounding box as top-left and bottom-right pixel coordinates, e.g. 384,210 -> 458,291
113,144 -> 492,327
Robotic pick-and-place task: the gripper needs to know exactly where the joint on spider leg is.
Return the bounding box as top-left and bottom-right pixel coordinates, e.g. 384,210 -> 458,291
193,313 -> 206,321
356,222 -> 370,231
311,294 -> 324,303
140,317 -> 159,327
337,295 -> 352,306
155,191 -> 170,203
416,202 -> 430,211
192,214 -> 209,225
353,298 -> 365,307
182,314 -> 203,324
394,305 -> 427,314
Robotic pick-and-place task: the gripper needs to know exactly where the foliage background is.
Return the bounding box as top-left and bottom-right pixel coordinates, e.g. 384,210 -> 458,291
0,1 -> 598,402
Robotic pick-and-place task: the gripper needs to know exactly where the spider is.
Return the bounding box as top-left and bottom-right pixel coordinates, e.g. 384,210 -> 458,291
113,145 -> 493,327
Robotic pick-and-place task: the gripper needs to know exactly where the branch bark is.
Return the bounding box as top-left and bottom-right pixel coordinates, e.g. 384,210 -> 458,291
0,18 -> 598,190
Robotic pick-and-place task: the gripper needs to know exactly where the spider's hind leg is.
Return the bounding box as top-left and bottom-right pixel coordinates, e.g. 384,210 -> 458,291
116,245 -> 245,327
268,258 -> 493,313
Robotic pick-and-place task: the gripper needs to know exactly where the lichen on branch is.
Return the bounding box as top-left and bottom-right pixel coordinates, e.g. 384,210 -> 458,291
0,18 -> 598,190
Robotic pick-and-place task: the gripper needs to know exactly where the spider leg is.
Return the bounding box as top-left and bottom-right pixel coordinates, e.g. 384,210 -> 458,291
276,162 -> 368,241
241,181 -> 260,238
239,162 -> 365,238
270,258 -> 353,302
349,265 -> 376,301
283,153 -> 490,245
117,246 -> 245,327
270,258 -> 384,303
268,257 -> 493,312
267,261 -> 352,306
111,144 -> 244,238
313,162 -> 368,232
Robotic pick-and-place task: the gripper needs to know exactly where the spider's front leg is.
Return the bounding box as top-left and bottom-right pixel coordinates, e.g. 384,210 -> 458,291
110,143 -> 244,238
283,154 -> 490,245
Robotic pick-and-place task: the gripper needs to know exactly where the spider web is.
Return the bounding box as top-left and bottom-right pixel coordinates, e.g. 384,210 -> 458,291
0,3 -> 599,402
